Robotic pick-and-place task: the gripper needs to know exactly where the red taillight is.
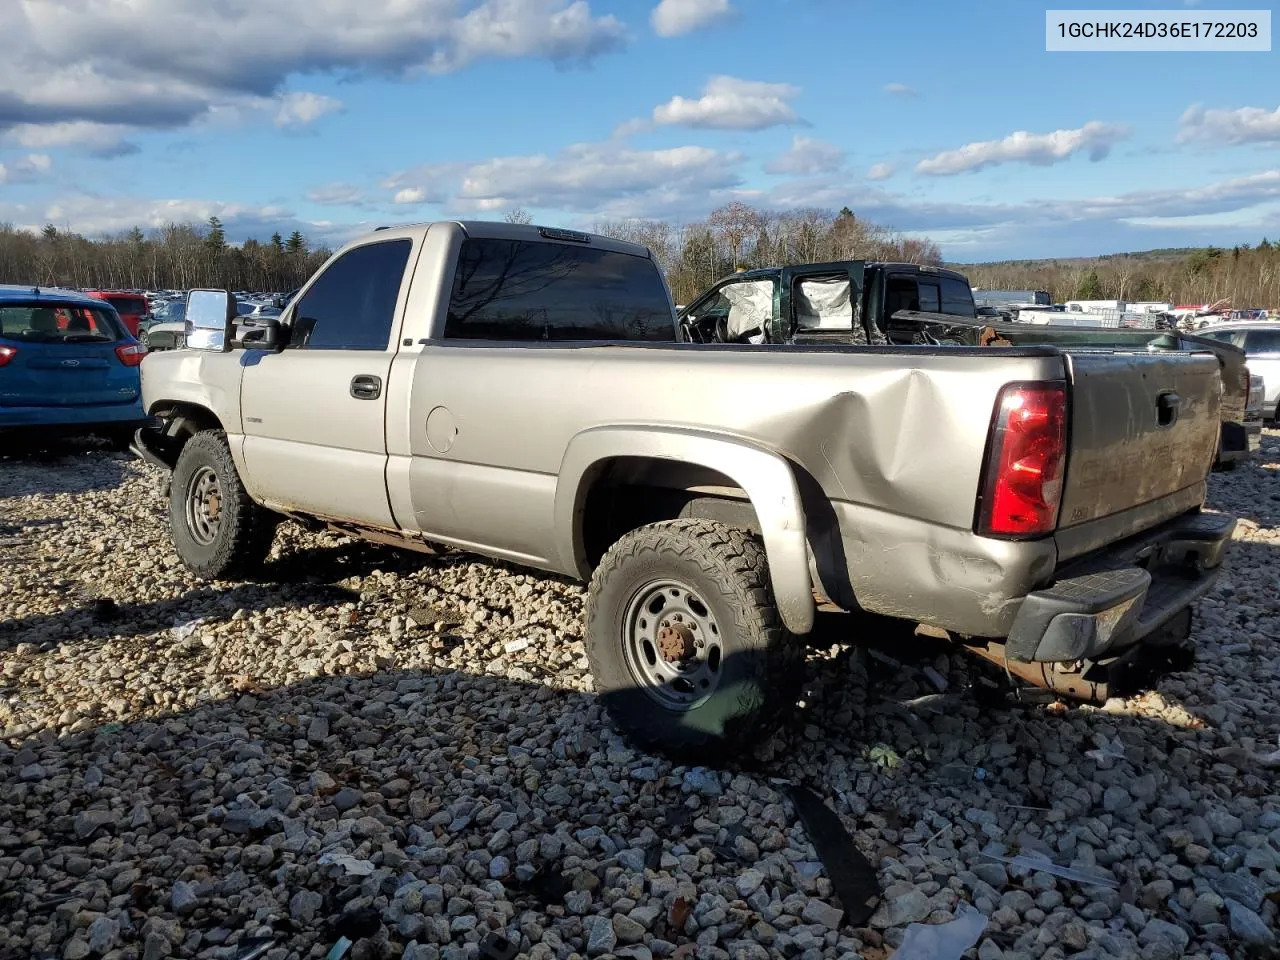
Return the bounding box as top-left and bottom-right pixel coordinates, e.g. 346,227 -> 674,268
0,345 -> 15,367
976,381 -> 1068,538
115,342 -> 147,367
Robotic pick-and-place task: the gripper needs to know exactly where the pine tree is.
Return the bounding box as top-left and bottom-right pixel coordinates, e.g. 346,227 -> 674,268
205,216 -> 226,253
1075,268 -> 1104,300
285,230 -> 305,255
271,232 -> 284,252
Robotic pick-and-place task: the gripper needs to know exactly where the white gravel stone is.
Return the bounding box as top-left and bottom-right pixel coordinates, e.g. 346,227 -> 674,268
3,435 -> 1280,959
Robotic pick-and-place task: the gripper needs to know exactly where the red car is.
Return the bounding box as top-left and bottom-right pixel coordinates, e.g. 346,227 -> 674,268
85,291 -> 150,337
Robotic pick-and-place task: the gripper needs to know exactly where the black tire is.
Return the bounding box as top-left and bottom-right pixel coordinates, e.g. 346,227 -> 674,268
169,430 -> 277,579
585,518 -> 802,759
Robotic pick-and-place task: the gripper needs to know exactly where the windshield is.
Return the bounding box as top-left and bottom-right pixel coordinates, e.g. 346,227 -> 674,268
157,300 -> 187,322
0,303 -> 125,343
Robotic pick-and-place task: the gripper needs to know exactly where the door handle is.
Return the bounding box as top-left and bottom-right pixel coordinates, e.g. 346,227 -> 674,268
350,375 -> 382,400
1157,391 -> 1180,427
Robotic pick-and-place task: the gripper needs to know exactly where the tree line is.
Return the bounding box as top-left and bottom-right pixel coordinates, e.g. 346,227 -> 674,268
4,206 -> 1276,310
0,219 -> 332,293
965,242 -> 1280,308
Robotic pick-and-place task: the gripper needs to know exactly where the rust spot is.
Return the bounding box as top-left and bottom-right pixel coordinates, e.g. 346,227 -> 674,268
656,622 -> 695,663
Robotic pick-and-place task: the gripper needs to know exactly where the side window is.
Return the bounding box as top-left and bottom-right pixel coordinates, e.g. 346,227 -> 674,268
1199,330 -> 1245,347
290,239 -> 412,350
1244,329 -> 1280,354
940,277 -> 975,317
885,276 -> 920,315
917,281 -> 941,313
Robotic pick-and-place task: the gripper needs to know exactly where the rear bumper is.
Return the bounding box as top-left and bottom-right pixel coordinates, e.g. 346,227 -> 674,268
1004,510 -> 1235,663
0,401 -> 146,431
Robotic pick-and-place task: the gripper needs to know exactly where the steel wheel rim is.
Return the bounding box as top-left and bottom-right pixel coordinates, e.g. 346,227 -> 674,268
185,465 -> 223,546
621,578 -> 724,711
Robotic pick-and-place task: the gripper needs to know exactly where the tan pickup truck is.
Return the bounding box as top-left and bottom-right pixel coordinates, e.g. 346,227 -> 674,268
135,221 -> 1235,756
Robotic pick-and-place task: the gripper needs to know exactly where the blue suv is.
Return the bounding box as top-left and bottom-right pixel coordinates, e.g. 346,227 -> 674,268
0,285 -> 148,445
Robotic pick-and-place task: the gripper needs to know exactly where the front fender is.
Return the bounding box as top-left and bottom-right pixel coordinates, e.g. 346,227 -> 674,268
141,350 -> 242,432
555,425 -> 815,635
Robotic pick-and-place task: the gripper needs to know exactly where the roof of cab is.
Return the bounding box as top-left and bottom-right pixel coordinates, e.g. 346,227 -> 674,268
345,220 -> 652,259
0,284 -> 109,308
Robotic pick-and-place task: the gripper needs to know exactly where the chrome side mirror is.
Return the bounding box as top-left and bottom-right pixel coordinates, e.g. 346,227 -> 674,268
184,289 -> 236,352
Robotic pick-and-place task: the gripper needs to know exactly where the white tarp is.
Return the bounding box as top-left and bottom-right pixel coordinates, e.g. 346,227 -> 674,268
723,280 -> 774,341
795,277 -> 853,331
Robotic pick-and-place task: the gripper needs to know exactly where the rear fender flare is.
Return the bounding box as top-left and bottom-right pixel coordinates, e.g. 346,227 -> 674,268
555,425 -> 815,635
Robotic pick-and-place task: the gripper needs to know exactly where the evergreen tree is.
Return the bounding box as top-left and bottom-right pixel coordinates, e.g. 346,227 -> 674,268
205,216 -> 226,253
285,230 -> 306,254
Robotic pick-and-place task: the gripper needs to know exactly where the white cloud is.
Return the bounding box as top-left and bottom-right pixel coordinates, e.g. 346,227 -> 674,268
651,0 -> 735,37
275,92 -> 343,129
0,154 -> 53,184
306,183 -> 366,206
651,76 -> 801,130
4,121 -> 138,157
1178,103 -> 1280,145
866,162 -> 894,181
884,82 -> 917,96
0,0 -> 625,142
384,140 -> 742,216
916,121 -> 1130,175
764,136 -> 844,175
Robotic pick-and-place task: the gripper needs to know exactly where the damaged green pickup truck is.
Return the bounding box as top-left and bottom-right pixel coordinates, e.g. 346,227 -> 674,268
677,260 -> 1261,470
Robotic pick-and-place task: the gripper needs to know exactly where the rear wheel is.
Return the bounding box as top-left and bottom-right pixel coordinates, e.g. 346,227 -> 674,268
169,430 -> 277,579
585,519 -> 802,759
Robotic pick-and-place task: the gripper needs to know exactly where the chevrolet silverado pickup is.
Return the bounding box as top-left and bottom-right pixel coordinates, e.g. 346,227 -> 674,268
135,222 -> 1235,756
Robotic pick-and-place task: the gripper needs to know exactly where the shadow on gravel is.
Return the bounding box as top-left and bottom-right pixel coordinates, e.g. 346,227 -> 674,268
257,537 -> 486,586
0,581 -> 360,652
1,633 -> 1266,960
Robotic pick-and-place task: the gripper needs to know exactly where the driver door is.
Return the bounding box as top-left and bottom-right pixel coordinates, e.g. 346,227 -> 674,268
238,237 -> 416,528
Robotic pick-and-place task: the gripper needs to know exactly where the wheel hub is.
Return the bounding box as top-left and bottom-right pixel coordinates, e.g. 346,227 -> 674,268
621,580 -> 724,712
656,621 -> 696,663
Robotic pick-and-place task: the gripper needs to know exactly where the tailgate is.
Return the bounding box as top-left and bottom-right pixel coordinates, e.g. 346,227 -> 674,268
1058,351 -> 1220,529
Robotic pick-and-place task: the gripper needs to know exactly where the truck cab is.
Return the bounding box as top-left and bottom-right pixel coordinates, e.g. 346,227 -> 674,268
677,261 -> 975,346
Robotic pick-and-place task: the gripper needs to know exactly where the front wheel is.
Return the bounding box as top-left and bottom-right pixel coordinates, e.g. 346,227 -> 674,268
169,430 -> 277,579
585,519 -> 802,759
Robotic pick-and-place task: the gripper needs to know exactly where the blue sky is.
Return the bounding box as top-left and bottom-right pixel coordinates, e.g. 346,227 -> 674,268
0,0 -> 1277,261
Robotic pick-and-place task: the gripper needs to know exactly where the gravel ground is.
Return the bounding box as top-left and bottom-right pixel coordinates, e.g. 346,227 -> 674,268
1,435 -> 1279,960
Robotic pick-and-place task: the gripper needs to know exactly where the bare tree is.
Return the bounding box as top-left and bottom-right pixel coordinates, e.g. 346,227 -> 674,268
709,202 -> 762,270
502,207 -> 534,225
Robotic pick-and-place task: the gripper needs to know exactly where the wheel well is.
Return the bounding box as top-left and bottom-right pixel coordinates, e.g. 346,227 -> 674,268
578,457 -> 761,570
146,401 -> 224,467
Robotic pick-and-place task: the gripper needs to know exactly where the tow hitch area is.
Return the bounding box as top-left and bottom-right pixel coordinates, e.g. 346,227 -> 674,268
964,607 -> 1195,703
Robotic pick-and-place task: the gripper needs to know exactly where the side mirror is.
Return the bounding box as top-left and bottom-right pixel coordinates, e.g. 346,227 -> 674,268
184,289 -> 236,352
241,317 -> 283,351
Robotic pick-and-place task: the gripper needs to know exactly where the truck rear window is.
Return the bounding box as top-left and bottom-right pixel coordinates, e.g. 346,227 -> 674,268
445,238 -> 675,342
105,296 -> 147,315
